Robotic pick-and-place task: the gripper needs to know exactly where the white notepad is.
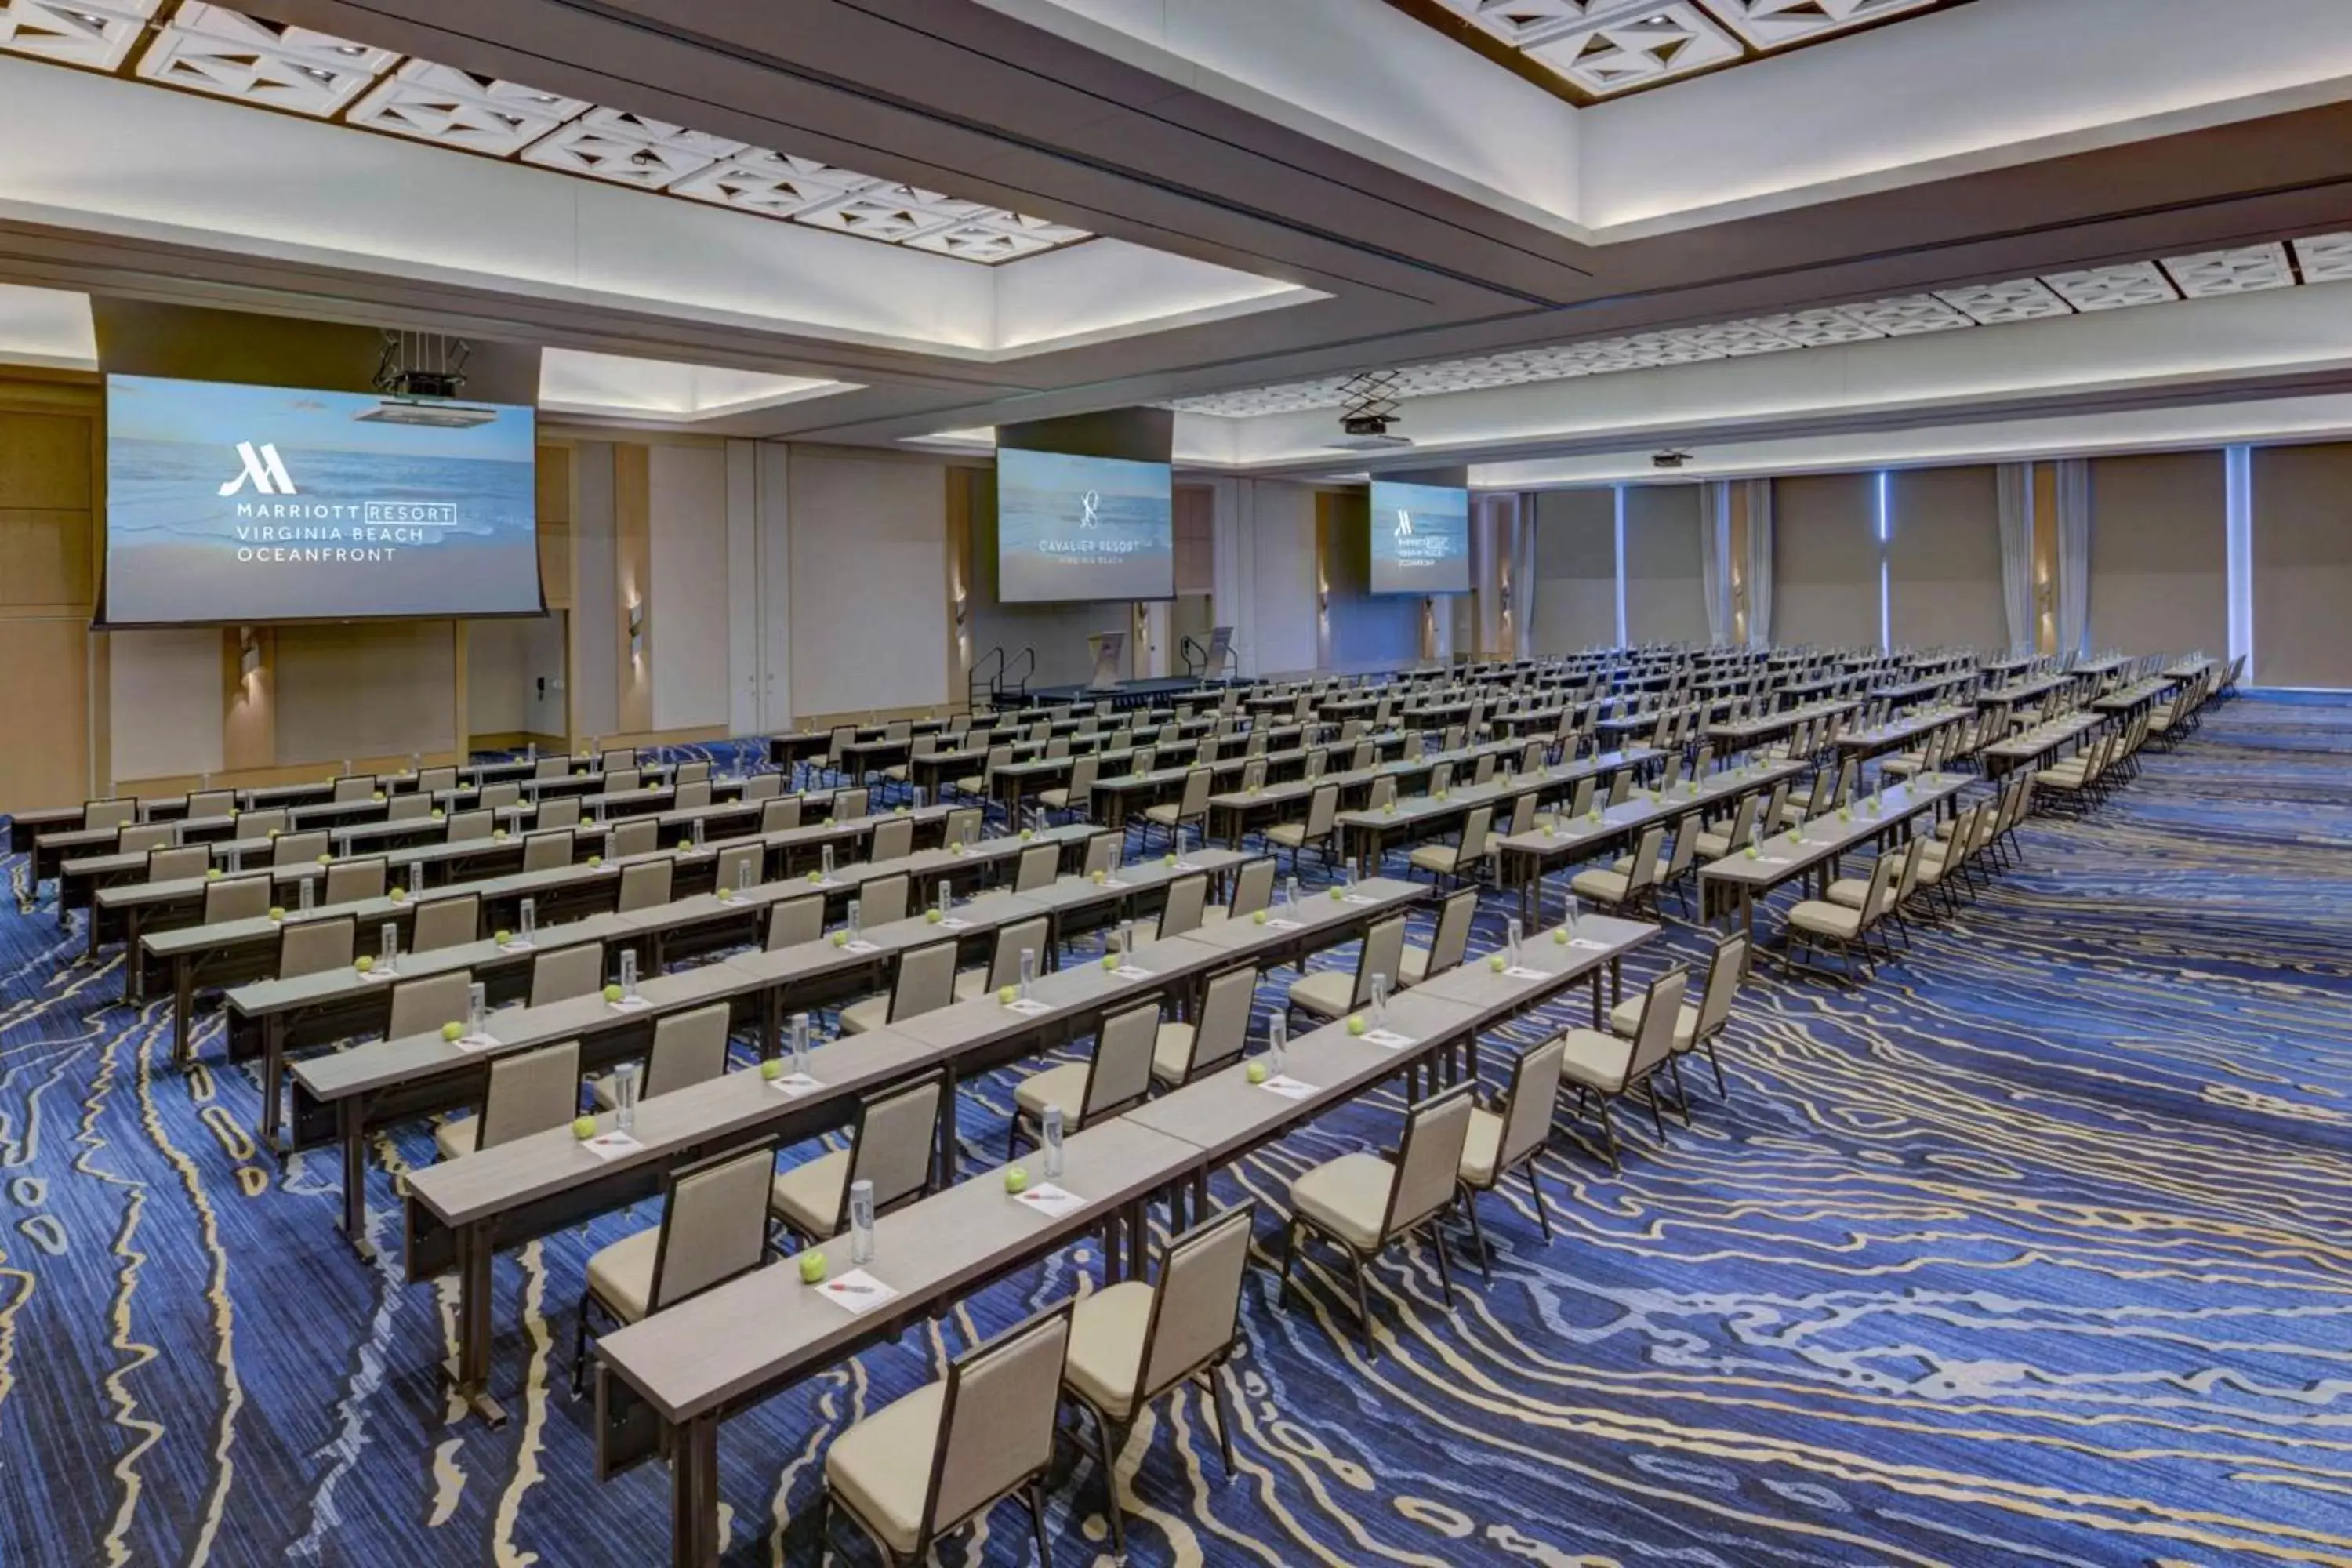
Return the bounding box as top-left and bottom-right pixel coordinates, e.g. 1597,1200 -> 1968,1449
580,1130 -> 644,1162
1259,1074 -> 1317,1100
815,1269 -> 899,1316
768,1072 -> 823,1099
1011,1183 -> 1086,1220
1361,1029 -> 1414,1051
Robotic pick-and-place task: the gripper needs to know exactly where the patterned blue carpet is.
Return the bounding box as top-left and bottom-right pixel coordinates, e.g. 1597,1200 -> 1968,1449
2,702 -> 2350,1566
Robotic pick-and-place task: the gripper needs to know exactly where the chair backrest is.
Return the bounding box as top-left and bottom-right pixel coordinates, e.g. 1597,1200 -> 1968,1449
1566,775 -> 1595,818
1626,967 -> 1691,1085
944,806 -> 983,849
608,818 -> 657,859
1606,769 -> 1635,807
522,829 -> 574,873
238,808 -> 288,840
1503,791 -> 1537,838
1180,964 -> 1258,1079
925,1305 -> 1073,1542
1240,757 -> 1267,791
1157,873 -> 1208,939
481,782 -> 522,811
536,796 -> 583,830
1428,761 -> 1454,794
1623,824 -> 1668,892
1761,780 -> 1789,832
181,789 -> 236,818
826,727 -> 856,764
1421,887 -> 1479,981
766,895 -> 825,950
1227,856 -> 1276,918
530,943 -> 604,1007
279,914 -> 355,977
324,856 -> 387,907
1381,1083 -> 1477,1237
887,938 -> 960,1022
412,892 -> 479,953
675,759 -> 711,785
760,796 -> 802,834
1081,999 -> 1162,1120
706,843 -> 760,894
148,844 -> 210,882
989,916 -> 1052,989
1014,840 -> 1060,893
1082,830 -> 1120,879
1696,934 -> 1747,1037
1352,915 -> 1410,1007
741,772 -> 782,802
1367,774 -> 1398,811
1722,793 -> 1760,850
859,872 -> 909,926
1494,1035 -> 1569,1172
1472,752 -> 1497,786
274,829 -> 329,867
1457,805 -> 1493,861
647,1138 -> 775,1313
1664,814 -> 1701,879
387,793 -> 432,823
476,1040 -> 582,1151
1301,782 -> 1340,839
617,858 -> 673,913
644,1003 -> 731,1098
1857,850 -> 1900,925
334,775 -> 378,804
848,1071 -> 946,1215
444,810 -> 495,844
869,816 -> 915,862
1136,1202 -> 1257,1402
388,971 -> 472,1040
85,797 -> 138,831
1351,742 -> 1376,771
603,748 -> 639,772
834,788 -> 870,819
1177,767 -> 1212,818
415,766 -> 457,794
205,873 -> 274,924
1065,754 -> 1099,797
535,756 -> 571,781
604,768 -> 643,795
673,781 -> 712,811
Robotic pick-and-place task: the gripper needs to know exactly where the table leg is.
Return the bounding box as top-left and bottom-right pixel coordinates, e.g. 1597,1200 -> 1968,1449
758,986 -> 779,1061
670,1414 -> 721,1568
1610,956 -> 1622,1007
262,1017 -> 289,1154
938,1065 -> 961,1188
1590,971 -> 1602,1029
452,1224 -> 508,1426
337,1097 -> 376,1262
173,957 -> 194,1069
1740,887 -> 1756,968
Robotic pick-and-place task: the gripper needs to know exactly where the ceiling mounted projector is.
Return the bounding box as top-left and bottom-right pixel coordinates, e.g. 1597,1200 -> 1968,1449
357,396 -> 500,429
1653,450 -> 1693,470
1325,369 -> 1414,451
363,328 -> 493,426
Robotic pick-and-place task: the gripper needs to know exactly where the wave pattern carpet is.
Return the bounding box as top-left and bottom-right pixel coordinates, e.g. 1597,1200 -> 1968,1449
2,700 -> 2349,1566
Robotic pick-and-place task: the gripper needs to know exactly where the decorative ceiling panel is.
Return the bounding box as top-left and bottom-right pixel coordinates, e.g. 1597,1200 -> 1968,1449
1522,4 -> 1743,96
2161,243 -> 2293,298
1168,225 -> 2352,418
0,2 -> 1088,263
1701,0 -> 1939,50
0,0 -> 158,71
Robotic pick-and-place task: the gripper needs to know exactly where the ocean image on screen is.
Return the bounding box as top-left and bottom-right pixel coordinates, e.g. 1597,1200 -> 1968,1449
1369,480 -> 1471,594
104,375 -> 541,624
996,449 -> 1174,602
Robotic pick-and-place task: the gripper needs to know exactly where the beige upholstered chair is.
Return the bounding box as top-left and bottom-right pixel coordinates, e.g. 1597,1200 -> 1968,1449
387,793 -> 431,822
956,916 -> 1051,1002
1009,997 -> 1160,1156
603,748 -> 639,773
1287,913 -> 1407,1022
535,756 -> 570,782
443,810 -> 495,845
279,914 -> 355,978
417,767 -> 458,794
1013,840 -> 1060,893
673,781 -> 712,811
1555,967 -> 1690,1169
740,771 -> 782,802
768,1070 -> 945,1245
765,895 -> 825,951
1457,1034 -> 1570,1274
858,872 -> 910,927
602,768 -> 643,796
238,808 -> 289,840
390,971 -> 471,1040
1407,805 -> 1491,887
1264,783 -> 1339,873
942,806 -> 983,849
1153,963 -> 1258,1087
410,893 -> 479,953
324,856 -> 387,907
1693,792 -> 1760,859
833,787 -> 871,820
840,938 -> 958,1035
568,1137 -> 775,1396
1609,933 -> 1747,1097
1081,830 -> 1120,880
1571,822 -> 1665,917
536,797 -> 582,830
1061,1203 -> 1254,1554
1397,887 -> 1477,988
616,859 -> 672,913
1036,753 -> 1098,822
818,1302 -> 1071,1567
1279,1082 -> 1477,1356
529,943 -> 604,1007
481,782 -> 521,811
205,873 -> 274,925
1785,851 -> 1900,982
147,844 -> 210,883
712,844 -> 762,892
273,829 -> 330,867
187,789 -> 238,819
434,1038 -> 579,1160
1155,873 -> 1208,940
590,1001 -> 731,1108
759,797 -> 803,835
1202,856 -> 1276,924
606,818 -> 657,860
84,797 -> 137,832
332,775 -> 378,804
955,744 -> 1011,802
869,815 -> 915,862
521,830 -> 573,873
675,759 -> 710,786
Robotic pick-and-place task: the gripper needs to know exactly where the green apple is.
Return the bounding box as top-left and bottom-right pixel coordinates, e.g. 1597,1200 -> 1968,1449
494,829 -> 509,841
998,984 -> 1018,1004
316,853 -> 330,865
1553,927 -> 1569,945
1004,1166 -> 1029,1193
268,829 -> 281,839
1436,789 -> 1450,801
354,955 -> 374,973
603,983 -> 623,1002
1089,869 -> 1107,885
1346,1015 -> 1368,1036
441,1022 -> 463,1042
1385,804 -> 1397,815
822,817 -> 837,828
1019,828 -> 1034,841
1488,953 -> 1507,971
830,931 -> 849,946
431,809 -> 445,821
807,869 -> 822,883
895,804 -> 909,816
1246,1062 -> 1270,1084
1252,909 -> 1269,925
1588,808 -> 1603,823
797,1250 -> 829,1284
494,929 -> 512,944
390,886 -> 407,902
1745,844 -> 1762,859
371,791 -> 385,803
924,907 -> 943,923
205,868 -> 223,881
1102,953 -> 1119,971
677,840 -> 691,852
760,1058 -> 786,1081
587,854 -> 604,867
646,782 -> 659,792
717,886 -> 735,902
268,906 -> 285,922
1163,853 -> 1177,867
572,1116 -> 597,1141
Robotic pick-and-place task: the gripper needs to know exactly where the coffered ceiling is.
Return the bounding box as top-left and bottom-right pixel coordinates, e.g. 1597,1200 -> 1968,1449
1399,0 -> 1973,103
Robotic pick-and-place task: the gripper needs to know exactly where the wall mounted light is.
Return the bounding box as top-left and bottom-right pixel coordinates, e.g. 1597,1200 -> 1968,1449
627,597 -> 645,663
238,627 -> 261,683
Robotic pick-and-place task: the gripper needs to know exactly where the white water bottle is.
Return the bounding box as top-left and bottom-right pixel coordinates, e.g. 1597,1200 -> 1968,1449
1506,917 -> 1523,970
849,1179 -> 876,1265
1267,1011 -> 1287,1076
519,897 -> 536,942
789,1011 -> 810,1077
1041,1105 -> 1065,1179
846,898 -> 862,942
619,948 -> 638,1002
1018,947 -> 1036,1001
379,923 -> 399,975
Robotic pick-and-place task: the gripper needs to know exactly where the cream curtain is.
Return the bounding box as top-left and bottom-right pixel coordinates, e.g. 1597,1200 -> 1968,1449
1743,478 -> 1774,647
2056,459 -> 2092,656
1997,463 -> 2036,655
1701,481 -> 1735,645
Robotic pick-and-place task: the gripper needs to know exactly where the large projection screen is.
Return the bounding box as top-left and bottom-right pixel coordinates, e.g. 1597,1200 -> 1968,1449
1368,479 -> 1471,594
102,374 -> 542,626
994,448 -> 1174,603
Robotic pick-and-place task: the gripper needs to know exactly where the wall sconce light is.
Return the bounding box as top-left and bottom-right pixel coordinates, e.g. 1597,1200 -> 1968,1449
627,597 -> 645,663
238,627 -> 261,684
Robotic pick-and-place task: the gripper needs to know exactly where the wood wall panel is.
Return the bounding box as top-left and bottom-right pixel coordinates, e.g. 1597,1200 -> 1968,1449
2087,452 -> 2227,662
0,384 -> 96,812
1888,465 -> 2005,651
1772,474 -> 1878,648
0,619 -> 91,810
1621,485 -> 1706,645
2252,443 -> 2352,688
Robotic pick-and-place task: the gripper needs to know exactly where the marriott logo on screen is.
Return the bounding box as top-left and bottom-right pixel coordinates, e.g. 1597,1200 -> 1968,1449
220,441 -> 298,497
1395,507 -> 1414,538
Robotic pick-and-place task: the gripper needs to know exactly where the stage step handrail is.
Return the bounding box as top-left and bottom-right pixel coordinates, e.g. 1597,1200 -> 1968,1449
968,645 -> 1005,713
1003,646 -> 1034,700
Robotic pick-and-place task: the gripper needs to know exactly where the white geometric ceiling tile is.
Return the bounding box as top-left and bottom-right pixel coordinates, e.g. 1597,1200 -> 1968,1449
904,221 -> 1065,262
1523,3 -> 1742,95
1696,0 -> 1938,50
347,62 -> 589,157
1430,0 -> 1631,48
1832,294 -> 1973,336
136,2 -> 395,116
522,119 -> 724,190
1676,321 -> 1802,357
568,105 -> 744,161
2040,261 -> 2177,313
0,0 -> 160,71
1933,277 -> 2072,324
978,212 -> 1093,248
789,189 -> 969,243
2289,233 -> 2352,284
670,151 -> 877,217
2161,242 -> 2293,298
1746,308 -> 1882,347
1621,330 -> 1728,366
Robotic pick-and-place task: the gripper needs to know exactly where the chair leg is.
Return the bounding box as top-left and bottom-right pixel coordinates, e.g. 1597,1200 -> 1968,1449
1348,1250 -> 1377,1357
1703,1036 -> 1728,1096
1667,1055 -> 1694,1126
1461,1189 -> 1493,1286
1275,1217 -> 1301,1309
1207,1367 -> 1239,1478
1426,1218 -> 1457,1306
1643,1081 -> 1668,1139
569,1289 -> 593,1399
1595,1095 -> 1621,1171
1026,1479 -> 1054,1567
1091,1405 -> 1128,1559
